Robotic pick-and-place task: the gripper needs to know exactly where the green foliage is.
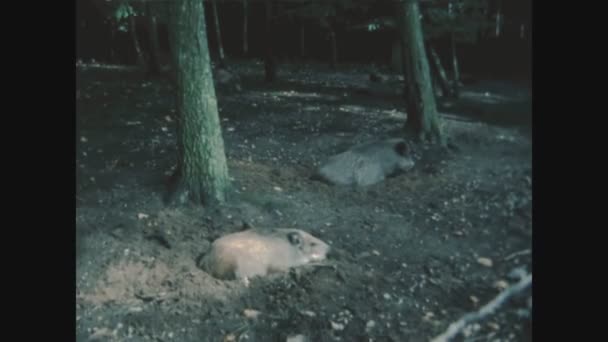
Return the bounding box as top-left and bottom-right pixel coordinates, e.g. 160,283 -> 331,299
110,2 -> 136,32
114,3 -> 135,22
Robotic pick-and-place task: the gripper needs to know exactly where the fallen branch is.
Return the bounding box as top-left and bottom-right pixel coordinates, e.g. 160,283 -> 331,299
430,273 -> 532,342
504,249 -> 531,261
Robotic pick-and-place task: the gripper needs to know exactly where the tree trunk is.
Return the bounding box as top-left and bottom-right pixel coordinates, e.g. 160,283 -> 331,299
300,25 -> 305,59
450,32 -> 461,97
264,0 -> 277,82
391,38 -> 403,73
169,0 -> 230,206
243,0 -> 248,55
495,0 -> 502,38
211,0 -> 226,68
428,45 -> 452,98
128,15 -> 147,69
109,25 -> 117,64
397,0 -> 443,144
145,2 -> 163,77
329,29 -> 337,69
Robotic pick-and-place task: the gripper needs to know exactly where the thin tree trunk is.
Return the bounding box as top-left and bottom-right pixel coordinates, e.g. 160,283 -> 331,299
109,25 -> 117,64
264,0 -> 277,82
391,38 -> 403,73
300,25 -> 305,59
243,0 -> 249,55
428,45 -> 452,98
145,2 -> 162,76
329,28 -> 337,69
169,0 -> 230,205
128,15 -> 146,69
495,0 -> 502,37
450,32 -> 461,97
211,0 -> 226,67
397,0 -> 443,144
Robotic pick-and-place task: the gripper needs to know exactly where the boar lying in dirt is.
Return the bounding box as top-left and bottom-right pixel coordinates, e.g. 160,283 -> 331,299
313,138 -> 415,186
198,228 -> 330,281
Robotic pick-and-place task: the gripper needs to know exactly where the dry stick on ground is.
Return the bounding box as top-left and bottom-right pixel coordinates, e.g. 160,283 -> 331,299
430,273 -> 532,342
504,249 -> 531,261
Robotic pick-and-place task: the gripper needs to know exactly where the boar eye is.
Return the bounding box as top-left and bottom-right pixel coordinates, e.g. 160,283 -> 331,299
287,232 -> 301,246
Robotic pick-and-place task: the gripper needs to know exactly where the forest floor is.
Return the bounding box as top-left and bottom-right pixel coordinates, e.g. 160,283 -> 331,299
76,60 -> 532,342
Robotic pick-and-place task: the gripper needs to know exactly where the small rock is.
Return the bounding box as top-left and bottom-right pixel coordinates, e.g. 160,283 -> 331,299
477,257 -> 493,267
493,280 -> 509,290
243,309 -> 261,320
89,328 -> 114,341
365,320 -> 376,333
488,322 -> 500,331
300,310 -> 316,317
462,323 -> 481,337
286,334 -> 308,342
330,321 -> 344,331
137,213 -> 149,220
80,136 -> 88,143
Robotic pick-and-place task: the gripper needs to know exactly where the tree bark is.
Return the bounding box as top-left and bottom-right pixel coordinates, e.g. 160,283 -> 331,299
128,15 -> 146,69
109,25 -> 117,64
211,0 -> 226,68
145,2 -> 163,77
329,28 -> 337,69
264,0 -> 277,82
450,32 -> 461,97
495,0 -> 502,38
243,0 -> 249,55
300,24 -> 305,59
169,0 -> 230,206
397,0 -> 444,144
428,45 -> 452,98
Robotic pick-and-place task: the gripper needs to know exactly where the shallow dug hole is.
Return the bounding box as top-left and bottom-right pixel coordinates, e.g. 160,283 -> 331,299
76,62 -> 532,342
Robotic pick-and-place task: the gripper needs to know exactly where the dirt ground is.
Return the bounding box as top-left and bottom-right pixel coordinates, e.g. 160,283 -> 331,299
76,61 -> 532,342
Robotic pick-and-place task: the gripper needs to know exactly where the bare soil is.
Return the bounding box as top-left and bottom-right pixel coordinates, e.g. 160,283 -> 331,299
76,61 -> 532,342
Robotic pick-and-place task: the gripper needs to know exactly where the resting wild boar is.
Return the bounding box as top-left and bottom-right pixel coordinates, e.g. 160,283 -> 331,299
199,228 -> 330,281
313,138 -> 415,186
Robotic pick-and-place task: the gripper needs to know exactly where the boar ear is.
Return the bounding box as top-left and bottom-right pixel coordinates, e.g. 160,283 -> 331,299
394,141 -> 408,156
287,232 -> 302,246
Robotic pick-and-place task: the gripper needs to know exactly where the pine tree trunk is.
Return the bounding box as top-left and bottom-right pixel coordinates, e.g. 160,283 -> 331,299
109,26 -> 117,64
450,32 -> 461,97
264,0 -> 277,82
169,0 -> 230,206
243,0 -> 248,55
428,45 -> 452,98
146,2 -> 163,77
391,38 -> 403,73
128,15 -> 147,69
495,0 -> 502,38
300,25 -> 305,59
329,29 -> 337,69
211,0 -> 226,67
397,0 -> 443,144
